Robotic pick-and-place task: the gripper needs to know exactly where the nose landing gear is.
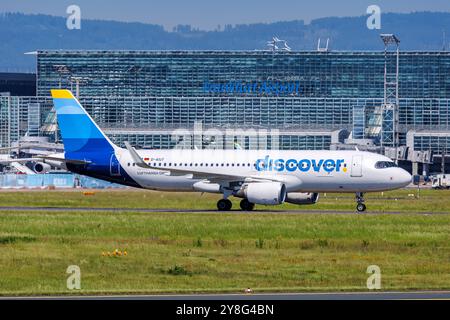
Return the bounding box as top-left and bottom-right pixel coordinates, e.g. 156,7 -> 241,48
355,192 -> 366,212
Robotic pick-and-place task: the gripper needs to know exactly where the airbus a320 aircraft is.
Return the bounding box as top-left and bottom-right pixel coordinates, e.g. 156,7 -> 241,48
46,89 -> 411,212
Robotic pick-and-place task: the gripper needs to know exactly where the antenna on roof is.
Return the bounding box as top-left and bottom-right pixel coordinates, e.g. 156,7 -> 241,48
317,38 -> 329,52
443,30 -> 447,51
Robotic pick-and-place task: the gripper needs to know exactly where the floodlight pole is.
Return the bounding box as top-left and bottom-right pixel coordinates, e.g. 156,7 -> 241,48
53,65 -> 71,89
380,34 -> 400,163
69,76 -> 90,98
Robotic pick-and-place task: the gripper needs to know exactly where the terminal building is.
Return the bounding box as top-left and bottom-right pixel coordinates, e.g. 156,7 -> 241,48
1,38 -> 450,175
0,72 -> 36,96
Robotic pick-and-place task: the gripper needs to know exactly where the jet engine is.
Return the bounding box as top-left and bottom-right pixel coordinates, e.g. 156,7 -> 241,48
285,192 -> 319,205
243,182 -> 287,205
33,162 -> 51,173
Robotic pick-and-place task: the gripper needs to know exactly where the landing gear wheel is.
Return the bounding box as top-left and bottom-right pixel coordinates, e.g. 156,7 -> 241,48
240,198 -> 255,211
355,192 -> 366,213
217,199 -> 232,211
356,203 -> 366,212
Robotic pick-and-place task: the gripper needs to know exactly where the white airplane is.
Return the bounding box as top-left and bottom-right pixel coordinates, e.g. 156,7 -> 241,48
46,89 -> 411,212
0,146 -> 64,174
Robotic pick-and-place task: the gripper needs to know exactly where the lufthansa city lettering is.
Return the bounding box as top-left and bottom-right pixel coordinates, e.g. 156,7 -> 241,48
255,156 -> 346,173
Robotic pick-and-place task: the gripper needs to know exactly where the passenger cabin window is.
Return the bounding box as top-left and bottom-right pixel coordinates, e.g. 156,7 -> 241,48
375,161 -> 397,169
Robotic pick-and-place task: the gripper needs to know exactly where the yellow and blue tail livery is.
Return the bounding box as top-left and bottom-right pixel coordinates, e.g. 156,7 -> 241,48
51,89 -> 114,154
50,89 -> 140,187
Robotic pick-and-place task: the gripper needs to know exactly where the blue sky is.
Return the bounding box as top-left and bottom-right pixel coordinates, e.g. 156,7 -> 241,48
1,0 -> 450,30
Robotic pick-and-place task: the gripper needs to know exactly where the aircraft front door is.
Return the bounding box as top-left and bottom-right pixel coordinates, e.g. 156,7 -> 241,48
351,155 -> 363,177
110,153 -> 121,176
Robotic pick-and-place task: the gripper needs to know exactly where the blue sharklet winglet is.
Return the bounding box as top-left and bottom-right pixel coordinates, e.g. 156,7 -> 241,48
124,141 -> 152,169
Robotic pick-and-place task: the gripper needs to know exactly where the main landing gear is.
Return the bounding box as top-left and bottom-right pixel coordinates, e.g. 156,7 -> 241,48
239,198 -> 255,211
216,198 -> 255,211
355,192 -> 366,212
217,199 -> 232,211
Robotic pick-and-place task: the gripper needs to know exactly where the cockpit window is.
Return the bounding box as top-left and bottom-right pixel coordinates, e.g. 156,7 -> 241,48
375,161 -> 397,169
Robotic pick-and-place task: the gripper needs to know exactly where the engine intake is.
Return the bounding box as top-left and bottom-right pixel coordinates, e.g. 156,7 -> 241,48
244,182 -> 286,205
285,192 -> 319,205
33,162 -> 51,173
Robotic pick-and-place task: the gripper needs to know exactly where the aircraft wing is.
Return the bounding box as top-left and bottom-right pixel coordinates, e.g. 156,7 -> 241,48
38,155 -> 91,165
0,157 -> 36,164
0,156 -> 90,165
124,142 -> 302,186
0,146 -> 20,151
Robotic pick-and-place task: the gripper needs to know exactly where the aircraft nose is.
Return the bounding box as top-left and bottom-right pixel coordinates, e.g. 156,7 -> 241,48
396,169 -> 412,187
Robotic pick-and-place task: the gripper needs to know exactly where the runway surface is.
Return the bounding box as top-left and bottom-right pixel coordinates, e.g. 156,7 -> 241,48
3,291 -> 450,300
0,206 -> 449,215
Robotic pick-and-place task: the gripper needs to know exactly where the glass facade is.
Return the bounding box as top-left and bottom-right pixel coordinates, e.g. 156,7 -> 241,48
413,135 -> 450,155
36,51 -> 450,99
0,96 -> 54,148
2,50 -> 450,161
105,131 -> 333,151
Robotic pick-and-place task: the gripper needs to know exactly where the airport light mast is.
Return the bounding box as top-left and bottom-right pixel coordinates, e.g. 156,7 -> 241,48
69,76 -> 90,98
380,34 -> 400,163
127,65 -> 143,95
53,64 -> 71,89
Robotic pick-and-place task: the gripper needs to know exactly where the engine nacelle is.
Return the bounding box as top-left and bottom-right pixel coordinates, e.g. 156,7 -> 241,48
33,162 -> 51,173
285,192 -> 319,205
244,182 -> 287,205
193,181 -> 221,193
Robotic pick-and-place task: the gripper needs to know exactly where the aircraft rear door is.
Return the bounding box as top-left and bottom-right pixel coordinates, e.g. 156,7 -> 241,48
351,155 -> 363,177
110,153 -> 121,176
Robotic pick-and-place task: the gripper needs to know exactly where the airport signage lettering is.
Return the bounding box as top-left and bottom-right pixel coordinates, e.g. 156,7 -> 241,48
255,156 -> 347,173
203,81 -> 301,96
